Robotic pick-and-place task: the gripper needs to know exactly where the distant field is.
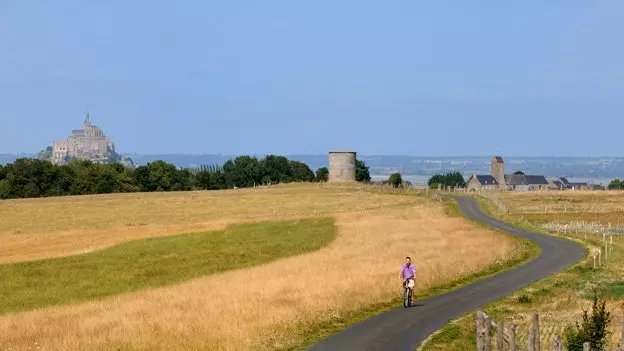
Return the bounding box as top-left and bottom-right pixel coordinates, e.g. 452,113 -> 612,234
0,184 -> 520,350
0,184 -> 417,263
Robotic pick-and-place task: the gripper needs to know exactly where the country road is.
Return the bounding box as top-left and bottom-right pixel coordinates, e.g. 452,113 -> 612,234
307,196 -> 584,351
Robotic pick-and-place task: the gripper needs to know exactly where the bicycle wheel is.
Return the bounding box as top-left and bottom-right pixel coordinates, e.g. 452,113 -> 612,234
403,287 -> 410,308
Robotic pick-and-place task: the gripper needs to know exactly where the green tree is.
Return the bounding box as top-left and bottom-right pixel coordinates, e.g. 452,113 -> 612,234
564,292 -> 612,351
223,156 -> 263,188
608,179 -> 622,190
427,172 -> 466,189
388,173 -> 403,188
315,167 -> 329,182
289,161 -> 315,182
261,155 -> 293,184
356,160 -> 371,182
513,171 -> 525,175
0,164 -> 5,181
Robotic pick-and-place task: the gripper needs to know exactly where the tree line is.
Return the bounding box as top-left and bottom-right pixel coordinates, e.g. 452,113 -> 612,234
0,156 -> 371,199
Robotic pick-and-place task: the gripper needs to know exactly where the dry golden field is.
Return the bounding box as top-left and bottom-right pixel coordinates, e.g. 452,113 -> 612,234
0,184 -> 520,350
0,184 -> 416,264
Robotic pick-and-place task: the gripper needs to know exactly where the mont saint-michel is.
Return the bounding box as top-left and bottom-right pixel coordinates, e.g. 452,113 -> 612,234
38,114 -> 134,168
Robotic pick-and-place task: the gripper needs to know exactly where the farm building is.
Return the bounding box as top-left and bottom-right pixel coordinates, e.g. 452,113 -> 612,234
548,177 -> 605,190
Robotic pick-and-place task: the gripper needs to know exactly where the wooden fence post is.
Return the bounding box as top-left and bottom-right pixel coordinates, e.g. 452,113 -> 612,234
509,324 -> 517,351
552,335 -> 563,351
582,342 -> 590,351
496,320 -> 504,351
528,312 -> 539,351
484,315 -> 492,351
477,311 -> 485,351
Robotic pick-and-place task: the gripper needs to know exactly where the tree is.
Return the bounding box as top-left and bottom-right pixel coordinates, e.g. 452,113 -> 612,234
564,292 -> 612,351
513,171 -> 525,175
315,167 -> 329,182
261,155 -> 293,184
608,179 -> 622,190
356,160 -> 371,182
427,172 -> 466,189
223,156 -> 263,188
290,161 -> 315,182
388,173 -> 402,188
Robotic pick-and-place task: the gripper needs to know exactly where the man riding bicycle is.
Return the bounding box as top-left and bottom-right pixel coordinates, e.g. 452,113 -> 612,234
400,256 -> 416,303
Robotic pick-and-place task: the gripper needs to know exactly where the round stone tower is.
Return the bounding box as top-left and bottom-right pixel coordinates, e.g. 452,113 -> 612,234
328,151 -> 357,182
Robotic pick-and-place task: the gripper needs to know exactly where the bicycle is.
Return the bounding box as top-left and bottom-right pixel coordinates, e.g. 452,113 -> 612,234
403,279 -> 413,308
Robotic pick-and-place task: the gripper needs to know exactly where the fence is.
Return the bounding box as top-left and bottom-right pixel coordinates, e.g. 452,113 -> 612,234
476,311 -> 624,351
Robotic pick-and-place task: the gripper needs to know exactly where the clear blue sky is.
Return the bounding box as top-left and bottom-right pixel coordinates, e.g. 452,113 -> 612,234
1,1 -> 623,156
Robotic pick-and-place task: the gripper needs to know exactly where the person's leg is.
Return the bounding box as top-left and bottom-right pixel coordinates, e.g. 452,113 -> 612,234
410,279 -> 415,302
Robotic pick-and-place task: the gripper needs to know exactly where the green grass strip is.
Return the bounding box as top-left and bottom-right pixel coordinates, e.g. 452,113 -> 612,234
0,218 -> 336,314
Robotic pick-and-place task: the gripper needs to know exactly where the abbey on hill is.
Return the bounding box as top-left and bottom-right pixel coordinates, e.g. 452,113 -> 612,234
38,114 -> 134,168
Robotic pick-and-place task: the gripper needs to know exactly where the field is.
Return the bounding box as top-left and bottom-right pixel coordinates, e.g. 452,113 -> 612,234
422,190 -> 624,351
0,184 -> 520,350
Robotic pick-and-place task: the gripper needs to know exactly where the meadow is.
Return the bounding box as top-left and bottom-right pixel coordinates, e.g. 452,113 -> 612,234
422,190 -> 624,351
0,184 -> 520,350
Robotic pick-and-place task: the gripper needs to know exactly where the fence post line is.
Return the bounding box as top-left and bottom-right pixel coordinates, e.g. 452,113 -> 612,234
496,320 -> 504,351
509,324 -> 517,351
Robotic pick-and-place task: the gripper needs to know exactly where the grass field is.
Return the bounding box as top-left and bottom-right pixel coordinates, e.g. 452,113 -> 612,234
0,218 -> 335,314
422,190 -> 624,351
0,184 -> 521,350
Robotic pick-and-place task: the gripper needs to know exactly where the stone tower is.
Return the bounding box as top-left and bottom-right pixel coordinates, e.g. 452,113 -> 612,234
490,156 -> 506,188
328,151 -> 357,182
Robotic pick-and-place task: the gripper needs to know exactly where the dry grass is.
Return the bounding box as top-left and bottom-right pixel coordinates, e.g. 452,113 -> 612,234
0,184 -> 417,264
498,190 -> 624,214
0,189 -> 518,351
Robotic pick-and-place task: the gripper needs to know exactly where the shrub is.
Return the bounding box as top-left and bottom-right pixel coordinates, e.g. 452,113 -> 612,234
564,291 -> 612,351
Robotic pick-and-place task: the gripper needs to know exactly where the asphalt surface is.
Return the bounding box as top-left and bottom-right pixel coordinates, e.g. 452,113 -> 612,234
307,196 -> 584,351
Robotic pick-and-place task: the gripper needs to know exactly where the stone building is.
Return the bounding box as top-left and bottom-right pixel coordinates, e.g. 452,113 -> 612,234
52,114 -> 117,165
467,156 -> 548,191
328,151 -> 356,182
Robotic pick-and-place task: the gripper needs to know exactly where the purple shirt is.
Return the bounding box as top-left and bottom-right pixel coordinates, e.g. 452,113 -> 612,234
401,263 -> 416,279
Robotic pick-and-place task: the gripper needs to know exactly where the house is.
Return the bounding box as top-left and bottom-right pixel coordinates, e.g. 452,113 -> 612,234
467,156 -> 549,191
504,174 -> 549,191
548,177 -> 598,190
467,174 -> 499,191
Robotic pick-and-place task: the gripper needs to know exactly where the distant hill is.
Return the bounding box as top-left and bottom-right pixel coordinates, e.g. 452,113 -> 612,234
3,153 -> 623,183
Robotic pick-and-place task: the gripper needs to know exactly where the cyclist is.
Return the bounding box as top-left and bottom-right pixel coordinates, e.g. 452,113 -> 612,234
400,256 -> 416,303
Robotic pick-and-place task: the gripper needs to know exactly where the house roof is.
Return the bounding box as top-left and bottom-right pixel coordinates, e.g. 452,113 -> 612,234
475,175 -> 498,185
505,174 -> 548,185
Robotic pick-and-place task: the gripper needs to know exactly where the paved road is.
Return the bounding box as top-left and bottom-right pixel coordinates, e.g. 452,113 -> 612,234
307,196 -> 584,351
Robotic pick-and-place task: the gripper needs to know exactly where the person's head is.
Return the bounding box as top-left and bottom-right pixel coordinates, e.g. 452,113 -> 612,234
405,256 -> 411,266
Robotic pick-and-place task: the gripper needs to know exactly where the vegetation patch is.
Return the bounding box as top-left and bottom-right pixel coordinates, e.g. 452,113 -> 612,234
0,218 -> 336,314
422,324 -> 462,350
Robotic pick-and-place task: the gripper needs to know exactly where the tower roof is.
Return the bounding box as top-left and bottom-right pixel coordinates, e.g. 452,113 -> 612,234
84,112 -> 91,126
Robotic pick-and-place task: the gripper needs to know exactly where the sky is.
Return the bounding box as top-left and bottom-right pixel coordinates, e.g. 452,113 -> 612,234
1,1 -> 623,157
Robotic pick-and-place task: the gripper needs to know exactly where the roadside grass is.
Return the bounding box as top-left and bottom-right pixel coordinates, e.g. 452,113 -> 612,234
420,192 -> 624,350
0,218 -> 336,314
